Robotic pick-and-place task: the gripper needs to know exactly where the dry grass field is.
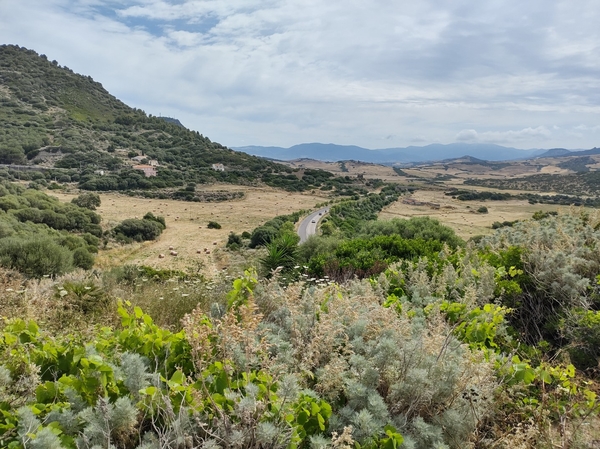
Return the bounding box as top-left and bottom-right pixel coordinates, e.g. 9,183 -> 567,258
283,156 -> 596,193
284,159 -> 402,181
379,189 -> 574,240
46,151 -> 600,274
49,185 -> 328,275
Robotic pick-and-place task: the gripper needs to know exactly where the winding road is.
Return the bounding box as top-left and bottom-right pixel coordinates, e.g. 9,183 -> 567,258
297,207 -> 330,243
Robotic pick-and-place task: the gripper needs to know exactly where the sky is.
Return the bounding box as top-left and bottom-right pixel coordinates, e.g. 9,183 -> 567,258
1,0 -> 600,151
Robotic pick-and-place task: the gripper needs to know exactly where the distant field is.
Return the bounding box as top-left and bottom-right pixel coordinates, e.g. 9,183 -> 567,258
48,152 -> 599,274
49,185 -> 328,275
282,156 -> 591,193
379,189 -> 574,239
284,159 -> 402,181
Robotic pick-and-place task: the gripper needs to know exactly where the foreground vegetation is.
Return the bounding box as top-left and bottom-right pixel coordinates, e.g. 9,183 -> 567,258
2,204 -> 600,448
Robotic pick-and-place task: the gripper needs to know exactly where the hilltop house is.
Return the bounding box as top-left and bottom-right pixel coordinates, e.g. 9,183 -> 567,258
211,163 -> 225,172
133,164 -> 157,177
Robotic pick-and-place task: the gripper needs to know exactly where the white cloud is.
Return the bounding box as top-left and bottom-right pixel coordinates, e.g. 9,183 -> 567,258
455,129 -> 479,142
1,0 -> 600,149
456,127 -> 552,145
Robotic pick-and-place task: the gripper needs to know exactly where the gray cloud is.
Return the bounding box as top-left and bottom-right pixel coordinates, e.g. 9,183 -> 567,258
1,0 -> 599,149
456,127 -> 552,144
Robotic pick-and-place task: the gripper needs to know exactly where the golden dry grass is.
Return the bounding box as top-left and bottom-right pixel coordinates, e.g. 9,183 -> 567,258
48,185 -> 328,275
284,159 -> 402,181
379,189 -> 573,240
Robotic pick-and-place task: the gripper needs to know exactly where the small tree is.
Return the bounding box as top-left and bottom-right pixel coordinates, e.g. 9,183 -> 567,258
143,212 -> 166,229
226,232 -> 243,250
207,221 -> 221,229
73,247 -> 95,270
72,192 -> 101,210
113,219 -> 164,242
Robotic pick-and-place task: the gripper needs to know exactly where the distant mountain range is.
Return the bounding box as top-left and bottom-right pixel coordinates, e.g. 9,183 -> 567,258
235,143 -> 596,164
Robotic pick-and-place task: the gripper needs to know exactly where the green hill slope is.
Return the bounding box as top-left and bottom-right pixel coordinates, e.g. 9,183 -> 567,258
0,45 -> 337,195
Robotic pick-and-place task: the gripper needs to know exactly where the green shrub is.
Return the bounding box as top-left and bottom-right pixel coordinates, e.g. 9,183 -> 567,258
71,192 -> 101,210
249,225 -> 277,247
207,220 -> 221,229
72,247 -> 95,270
113,218 -> 164,242
226,232 -> 242,249
142,211 -> 166,229
0,237 -> 73,277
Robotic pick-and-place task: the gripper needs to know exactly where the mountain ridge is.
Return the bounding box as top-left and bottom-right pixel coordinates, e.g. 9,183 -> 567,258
235,142 -> 596,164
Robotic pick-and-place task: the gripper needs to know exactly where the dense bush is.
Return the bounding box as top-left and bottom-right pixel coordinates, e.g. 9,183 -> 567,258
112,217 -> 165,242
0,182 -> 100,276
72,246 -> 95,270
142,211 -> 166,228
0,237 -> 73,277
357,216 -> 463,248
298,217 -> 463,281
479,210 -> 600,368
306,234 -> 446,280
249,211 -> 305,248
226,231 -> 243,249
71,192 -> 101,210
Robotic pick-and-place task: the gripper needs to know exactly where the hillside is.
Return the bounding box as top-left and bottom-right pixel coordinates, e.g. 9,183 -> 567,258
0,45 -> 339,196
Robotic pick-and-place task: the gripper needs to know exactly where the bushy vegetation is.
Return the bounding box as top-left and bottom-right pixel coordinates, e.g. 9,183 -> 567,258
71,192 -> 101,210
446,187 -> 600,207
325,185 -> 404,235
465,171 -> 600,199
0,181 -> 99,276
112,215 -> 166,243
3,215 -> 600,448
250,211 -> 306,248
0,45 -> 362,196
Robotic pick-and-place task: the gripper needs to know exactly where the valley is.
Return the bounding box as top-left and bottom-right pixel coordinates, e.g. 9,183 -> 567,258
48,185 -> 328,274
3,44 -> 600,449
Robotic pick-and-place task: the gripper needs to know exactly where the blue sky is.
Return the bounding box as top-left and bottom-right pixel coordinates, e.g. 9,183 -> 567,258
1,0 -> 600,150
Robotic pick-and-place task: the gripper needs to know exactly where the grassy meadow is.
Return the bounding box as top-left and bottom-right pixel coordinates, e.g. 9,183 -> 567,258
47,186 -> 329,274
379,188 -> 572,239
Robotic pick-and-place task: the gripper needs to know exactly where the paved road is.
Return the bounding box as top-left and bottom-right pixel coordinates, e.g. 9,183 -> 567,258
297,208 -> 329,243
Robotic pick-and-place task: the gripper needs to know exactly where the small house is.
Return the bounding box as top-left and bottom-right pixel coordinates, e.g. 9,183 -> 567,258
211,163 -> 225,172
133,164 -> 157,177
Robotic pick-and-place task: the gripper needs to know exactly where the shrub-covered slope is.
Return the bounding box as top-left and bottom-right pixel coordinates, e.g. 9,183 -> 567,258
0,45 -> 337,193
